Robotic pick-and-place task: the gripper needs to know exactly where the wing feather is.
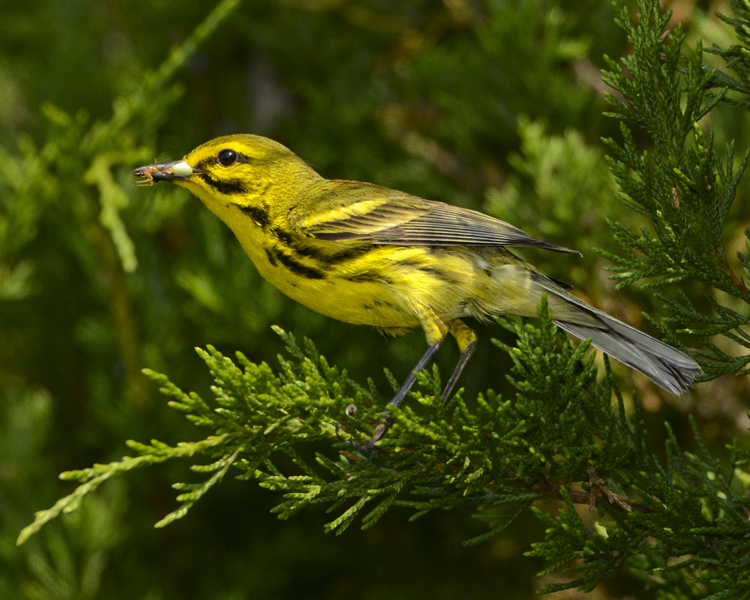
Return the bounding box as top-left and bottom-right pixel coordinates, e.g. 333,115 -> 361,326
288,180 -> 579,254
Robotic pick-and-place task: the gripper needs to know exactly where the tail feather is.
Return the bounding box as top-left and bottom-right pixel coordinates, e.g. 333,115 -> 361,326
554,319 -> 700,395
535,280 -> 702,394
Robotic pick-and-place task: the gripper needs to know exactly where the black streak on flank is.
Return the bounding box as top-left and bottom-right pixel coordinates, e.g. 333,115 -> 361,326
239,205 -> 270,228
272,226 -> 373,266
300,243 -> 372,266
269,247 -> 325,280
264,248 -> 277,266
272,227 -> 324,261
344,271 -> 394,285
323,245 -> 372,265
272,227 -> 294,246
417,265 -> 457,284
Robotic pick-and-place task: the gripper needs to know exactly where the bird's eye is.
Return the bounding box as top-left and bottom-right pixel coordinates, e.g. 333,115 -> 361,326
218,149 -> 238,166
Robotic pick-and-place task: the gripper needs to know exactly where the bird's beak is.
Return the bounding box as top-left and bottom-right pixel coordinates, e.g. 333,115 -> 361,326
133,160 -> 196,185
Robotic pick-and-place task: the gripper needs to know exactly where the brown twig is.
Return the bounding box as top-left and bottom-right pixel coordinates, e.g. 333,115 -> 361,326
506,469 -> 655,514
336,441 -> 657,514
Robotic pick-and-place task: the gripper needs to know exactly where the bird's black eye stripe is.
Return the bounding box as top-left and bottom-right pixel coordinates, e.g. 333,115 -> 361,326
218,149 -> 239,167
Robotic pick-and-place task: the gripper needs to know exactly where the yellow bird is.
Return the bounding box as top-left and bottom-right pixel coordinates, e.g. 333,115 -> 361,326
135,135 -> 701,450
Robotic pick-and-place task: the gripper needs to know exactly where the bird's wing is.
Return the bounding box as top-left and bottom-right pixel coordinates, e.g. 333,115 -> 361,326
288,180 -> 579,254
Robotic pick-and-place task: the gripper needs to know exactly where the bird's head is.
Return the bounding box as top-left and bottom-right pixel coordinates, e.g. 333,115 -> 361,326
134,134 -> 319,216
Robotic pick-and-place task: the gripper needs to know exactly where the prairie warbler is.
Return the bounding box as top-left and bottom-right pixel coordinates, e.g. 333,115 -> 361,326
135,135 -> 701,451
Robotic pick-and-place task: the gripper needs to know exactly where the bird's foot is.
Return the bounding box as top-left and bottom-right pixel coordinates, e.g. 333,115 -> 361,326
335,404 -> 392,461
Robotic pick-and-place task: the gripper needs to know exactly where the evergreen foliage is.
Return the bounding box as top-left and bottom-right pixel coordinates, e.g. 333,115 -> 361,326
599,0 -> 750,382
18,300 -> 750,598
2,0 -> 750,598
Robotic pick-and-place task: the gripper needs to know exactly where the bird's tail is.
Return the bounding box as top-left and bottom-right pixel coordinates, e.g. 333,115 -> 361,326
534,276 -> 702,395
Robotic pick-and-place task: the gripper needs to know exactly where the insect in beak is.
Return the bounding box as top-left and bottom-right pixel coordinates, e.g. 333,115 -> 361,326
133,160 -> 196,186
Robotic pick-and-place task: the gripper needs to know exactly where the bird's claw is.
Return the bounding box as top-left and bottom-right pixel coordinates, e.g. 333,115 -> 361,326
336,403 -> 379,460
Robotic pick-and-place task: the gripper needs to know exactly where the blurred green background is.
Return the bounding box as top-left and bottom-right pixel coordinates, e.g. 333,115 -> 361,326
1,0 -> 748,598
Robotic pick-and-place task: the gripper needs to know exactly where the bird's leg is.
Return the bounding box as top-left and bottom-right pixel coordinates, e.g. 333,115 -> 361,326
350,309 -> 447,457
387,342 -> 443,410
366,342 -> 442,445
441,319 -> 479,405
